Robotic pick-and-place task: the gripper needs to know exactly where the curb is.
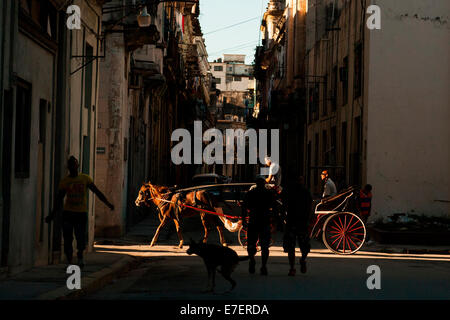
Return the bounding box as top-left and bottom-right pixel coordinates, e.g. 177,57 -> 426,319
35,255 -> 143,300
363,246 -> 450,255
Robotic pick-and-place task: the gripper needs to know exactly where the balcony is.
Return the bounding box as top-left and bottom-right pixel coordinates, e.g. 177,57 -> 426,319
125,24 -> 160,51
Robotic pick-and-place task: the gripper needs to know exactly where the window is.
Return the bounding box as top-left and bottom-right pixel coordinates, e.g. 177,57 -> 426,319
20,0 -> 57,40
322,74 -> 328,116
226,75 -> 233,82
39,99 -> 47,144
214,66 -> 223,72
314,133 -> 319,186
228,66 -> 232,72
84,44 -> 94,109
341,56 -> 349,105
15,79 -> 32,178
307,141 -> 312,187
233,76 -> 242,82
82,136 -> 90,174
213,78 -> 221,84
331,126 -> 337,165
308,85 -> 320,122
308,88 -> 314,123
341,122 -> 347,166
354,44 -> 362,98
331,66 -> 338,111
322,130 -> 328,165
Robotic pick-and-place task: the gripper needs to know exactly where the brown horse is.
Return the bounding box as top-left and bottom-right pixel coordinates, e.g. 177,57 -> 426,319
135,182 -> 228,248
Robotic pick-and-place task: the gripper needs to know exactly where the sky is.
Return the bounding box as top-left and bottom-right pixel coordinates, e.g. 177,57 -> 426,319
199,0 -> 267,65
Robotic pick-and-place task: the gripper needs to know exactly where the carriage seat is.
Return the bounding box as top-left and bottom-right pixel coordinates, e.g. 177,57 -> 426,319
315,186 -> 359,213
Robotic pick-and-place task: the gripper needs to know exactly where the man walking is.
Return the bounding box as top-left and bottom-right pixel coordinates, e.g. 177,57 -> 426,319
282,176 -> 313,275
242,177 -> 277,275
46,156 -> 114,267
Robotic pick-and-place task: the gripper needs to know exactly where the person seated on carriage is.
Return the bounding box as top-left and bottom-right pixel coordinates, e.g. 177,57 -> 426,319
359,184 -> 373,223
321,170 -> 337,198
242,176 -> 277,276
264,156 -> 282,194
281,176 -> 313,276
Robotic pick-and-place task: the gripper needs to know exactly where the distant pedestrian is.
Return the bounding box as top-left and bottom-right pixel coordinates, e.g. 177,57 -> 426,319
282,176 -> 313,276
46,156 -> 114,267
242,177 -> 277,276
321,170 -> 337,198
264,156 -> 282,187
359,184 -> 373,224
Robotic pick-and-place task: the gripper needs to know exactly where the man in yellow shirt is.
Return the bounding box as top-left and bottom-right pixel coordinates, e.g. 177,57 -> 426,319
46,156 -> 114,267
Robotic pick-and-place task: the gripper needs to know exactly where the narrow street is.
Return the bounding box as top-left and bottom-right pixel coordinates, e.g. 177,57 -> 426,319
0,1 -> 448,308
83,216 -> 450,300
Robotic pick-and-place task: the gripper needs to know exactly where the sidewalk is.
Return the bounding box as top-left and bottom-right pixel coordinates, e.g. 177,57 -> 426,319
0,250 -> 141,300
0,217 -> 162,301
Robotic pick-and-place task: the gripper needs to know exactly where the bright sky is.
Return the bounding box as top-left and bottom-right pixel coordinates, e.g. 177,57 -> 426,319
199,0 -> 266,65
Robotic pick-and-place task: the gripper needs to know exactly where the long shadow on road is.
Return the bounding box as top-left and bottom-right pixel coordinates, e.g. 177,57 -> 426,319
86,248 -> 450,300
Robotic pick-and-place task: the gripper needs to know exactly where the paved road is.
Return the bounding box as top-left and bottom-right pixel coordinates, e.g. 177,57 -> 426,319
85,238 -> 450,300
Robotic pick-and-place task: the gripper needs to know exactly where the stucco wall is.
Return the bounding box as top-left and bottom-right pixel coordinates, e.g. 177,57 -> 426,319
95,30 -> 128,237
9,32 -> 55,272
68,0 -> 102,251
366,0 -> 449,218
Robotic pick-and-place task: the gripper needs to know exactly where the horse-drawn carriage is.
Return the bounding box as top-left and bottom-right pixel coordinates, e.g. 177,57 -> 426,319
135,182 -> 366,255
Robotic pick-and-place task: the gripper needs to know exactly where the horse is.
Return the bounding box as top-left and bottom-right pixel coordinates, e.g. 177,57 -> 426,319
135,182 -> 230,248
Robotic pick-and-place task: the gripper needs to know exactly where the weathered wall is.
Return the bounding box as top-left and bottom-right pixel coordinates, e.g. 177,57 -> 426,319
95,30 -> 128,237
305,0 -> 364,195
68,0 -> 102,250
9,32 -> 55,272
366,0 -> 449,218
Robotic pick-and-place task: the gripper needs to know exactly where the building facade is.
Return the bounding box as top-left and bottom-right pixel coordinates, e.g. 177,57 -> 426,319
304,0 -> 449,219
95,0 -> 212,237
254,0 -> 308,183
0,0 -> 214,274
209,54 -> 256,182
0,0 -> 106,274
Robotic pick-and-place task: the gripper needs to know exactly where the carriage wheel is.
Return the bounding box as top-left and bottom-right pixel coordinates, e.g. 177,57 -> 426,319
238,225 -> 273,252
322,212 -> 366,254
238,225 -> 253,250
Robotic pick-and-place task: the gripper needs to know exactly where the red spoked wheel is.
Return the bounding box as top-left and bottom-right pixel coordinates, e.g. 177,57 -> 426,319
238,225 -> 252,249
322,212 -> 366,254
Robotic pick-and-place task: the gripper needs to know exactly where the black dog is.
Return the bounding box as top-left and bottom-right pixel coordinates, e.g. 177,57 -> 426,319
187,240 -> 249,293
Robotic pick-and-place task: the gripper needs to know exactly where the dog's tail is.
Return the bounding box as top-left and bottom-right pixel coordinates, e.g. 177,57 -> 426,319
238,256 -> 250,261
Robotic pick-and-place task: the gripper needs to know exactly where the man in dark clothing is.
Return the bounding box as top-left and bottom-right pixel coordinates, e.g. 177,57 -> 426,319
242,177 -> 277,275
282,176 -> 313,276
46,156 -> 114,268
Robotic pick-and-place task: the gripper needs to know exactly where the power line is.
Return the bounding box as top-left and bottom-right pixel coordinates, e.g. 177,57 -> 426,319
204,16 -> 260,35
208,40 -> 259,56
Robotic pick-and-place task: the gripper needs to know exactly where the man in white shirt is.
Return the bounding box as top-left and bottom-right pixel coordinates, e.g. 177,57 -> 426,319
321,170 -> 337,198
264,156 -> 282,186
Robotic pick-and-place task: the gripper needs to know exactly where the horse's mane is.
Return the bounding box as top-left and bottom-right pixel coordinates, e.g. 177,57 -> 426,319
145,183 -> 172,197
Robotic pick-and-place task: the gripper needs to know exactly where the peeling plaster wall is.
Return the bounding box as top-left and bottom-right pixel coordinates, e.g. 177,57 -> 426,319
68,0 -> 102,251
9,32 -> 55,272
366,0 -> 449,218
95,30 -> 128,237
